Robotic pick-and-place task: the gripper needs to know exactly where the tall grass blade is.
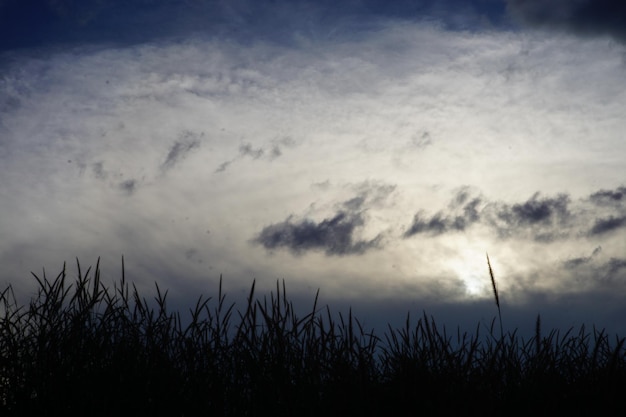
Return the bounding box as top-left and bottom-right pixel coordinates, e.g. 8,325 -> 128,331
487,253 -> 503,340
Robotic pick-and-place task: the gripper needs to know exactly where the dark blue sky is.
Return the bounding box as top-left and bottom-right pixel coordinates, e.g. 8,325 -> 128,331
4,0 -> 626,52
0,0 -> 508,50
3,0 -> 626,54
6,0 -> 626,52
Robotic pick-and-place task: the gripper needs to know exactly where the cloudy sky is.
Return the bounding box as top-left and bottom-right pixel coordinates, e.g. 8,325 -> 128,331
1,0 -> 626,337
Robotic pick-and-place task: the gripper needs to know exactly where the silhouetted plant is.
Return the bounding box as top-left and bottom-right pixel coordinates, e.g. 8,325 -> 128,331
0,258 -> 624,416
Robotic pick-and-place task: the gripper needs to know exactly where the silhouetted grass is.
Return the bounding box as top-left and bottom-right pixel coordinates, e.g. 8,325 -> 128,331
0,258 -> 625,416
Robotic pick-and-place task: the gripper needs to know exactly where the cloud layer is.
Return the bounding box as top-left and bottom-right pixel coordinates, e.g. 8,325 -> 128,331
1,5 -> 626,337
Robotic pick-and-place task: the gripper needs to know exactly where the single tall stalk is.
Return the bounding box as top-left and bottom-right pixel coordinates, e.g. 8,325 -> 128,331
487,253 -> 503,340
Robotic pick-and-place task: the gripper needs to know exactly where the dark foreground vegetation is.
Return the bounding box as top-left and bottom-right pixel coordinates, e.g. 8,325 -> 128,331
1,259 -> 625,416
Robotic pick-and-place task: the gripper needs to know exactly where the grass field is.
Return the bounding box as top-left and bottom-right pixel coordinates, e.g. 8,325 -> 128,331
1,258 -> 624,416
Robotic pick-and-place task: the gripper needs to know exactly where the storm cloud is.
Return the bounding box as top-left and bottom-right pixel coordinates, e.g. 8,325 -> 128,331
498,193 -> 570,226
254,212 -> 382,256
507,0 -> 626,41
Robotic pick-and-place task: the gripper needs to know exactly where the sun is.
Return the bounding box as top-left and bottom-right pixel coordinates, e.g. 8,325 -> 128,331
446,247 -> 490,298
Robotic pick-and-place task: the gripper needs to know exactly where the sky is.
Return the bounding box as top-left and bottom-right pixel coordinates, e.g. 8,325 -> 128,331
1,0 -> 626,338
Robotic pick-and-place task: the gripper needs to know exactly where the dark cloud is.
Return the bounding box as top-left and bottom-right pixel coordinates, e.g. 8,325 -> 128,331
601,257 -> 626,280
450,187 -> 472,208
507,0 -> 626,41
269,137 -> 296,160
498,192 -> 570,226
404,190 -> 482,238
462,197 -> 481,223
239,138 -> 296,161
254,212 -> 382,256
215,138 -> 295,173
404,212 -> 448,237
119,179 -> 136,195
403,189 -> 626,242
571,256 -> 626,288
403,208 -> 480,238
588,186 -> 626,206
253,181 -> 392,255
588,215 -> 626,236
161,134 -> 201,172
343,196 -> 366,211
563,246 -> 601,269
487,193 -> 571,241
564,256 -> 591,269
